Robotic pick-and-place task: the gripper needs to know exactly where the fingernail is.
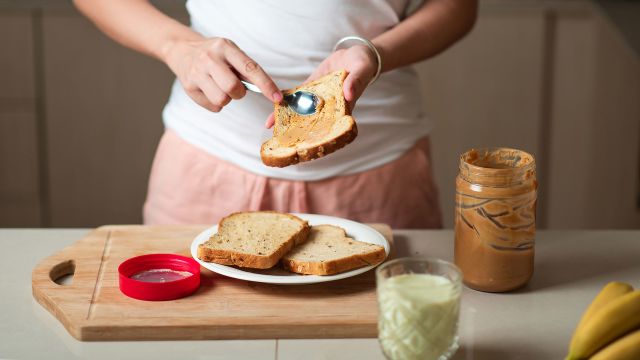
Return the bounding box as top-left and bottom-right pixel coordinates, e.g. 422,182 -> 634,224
272,91 -> 283,102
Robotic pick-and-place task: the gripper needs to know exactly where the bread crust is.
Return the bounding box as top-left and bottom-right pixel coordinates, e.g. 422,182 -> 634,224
197,211 -> 310,269
281,224 -> 386,275
260,70 -> 357,167
281,247 -> 386,276
260,116 -> 357,167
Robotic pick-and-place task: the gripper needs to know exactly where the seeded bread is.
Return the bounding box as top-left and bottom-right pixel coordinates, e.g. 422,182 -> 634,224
197,211 -> 310,269
281,224 -> 386,275
261,70 -> 358,167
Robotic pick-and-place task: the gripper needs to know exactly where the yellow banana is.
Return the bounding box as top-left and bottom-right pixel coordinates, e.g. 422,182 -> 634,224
569,282 -> 633,352
574,282 -> 633,332
567,290 -> 640,360
590,329 -> 640,360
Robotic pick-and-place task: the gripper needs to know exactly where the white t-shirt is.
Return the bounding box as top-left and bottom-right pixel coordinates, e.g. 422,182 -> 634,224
163,0 -> 431,181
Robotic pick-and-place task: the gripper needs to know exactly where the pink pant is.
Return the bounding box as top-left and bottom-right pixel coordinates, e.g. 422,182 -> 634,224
143,130 -> 442,229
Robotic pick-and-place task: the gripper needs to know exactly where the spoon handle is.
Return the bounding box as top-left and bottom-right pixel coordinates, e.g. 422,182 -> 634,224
240,80 -> 261,94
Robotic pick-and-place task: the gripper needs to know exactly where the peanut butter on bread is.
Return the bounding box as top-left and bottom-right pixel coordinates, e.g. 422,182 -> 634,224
261,70 -> 358,167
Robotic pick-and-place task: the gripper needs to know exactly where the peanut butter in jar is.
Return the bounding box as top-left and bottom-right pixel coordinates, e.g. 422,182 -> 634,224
454,148 -> 537,292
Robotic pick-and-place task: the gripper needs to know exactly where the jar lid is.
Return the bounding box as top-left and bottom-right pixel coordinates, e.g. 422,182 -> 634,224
458,147 -> 536,187
118,254 -> 201,301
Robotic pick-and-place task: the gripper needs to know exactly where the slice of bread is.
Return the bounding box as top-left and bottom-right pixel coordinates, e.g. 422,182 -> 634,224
261,70 -> 358,167
197,211 -> 310,269
281,224 -> 386,275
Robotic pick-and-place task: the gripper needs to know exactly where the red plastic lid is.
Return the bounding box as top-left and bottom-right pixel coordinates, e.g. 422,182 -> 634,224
118,254 -> 201,301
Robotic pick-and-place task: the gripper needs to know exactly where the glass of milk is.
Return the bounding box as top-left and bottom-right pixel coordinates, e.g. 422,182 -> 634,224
376,257 -> 462,360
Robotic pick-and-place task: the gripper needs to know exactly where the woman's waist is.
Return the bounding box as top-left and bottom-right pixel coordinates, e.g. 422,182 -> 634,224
162,120 -> 432,181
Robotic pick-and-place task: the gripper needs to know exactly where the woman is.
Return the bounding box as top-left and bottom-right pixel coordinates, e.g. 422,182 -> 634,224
74,0 -> 477,228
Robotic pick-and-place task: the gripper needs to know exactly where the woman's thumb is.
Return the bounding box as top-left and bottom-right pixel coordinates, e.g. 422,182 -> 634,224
343,71 -> 365,103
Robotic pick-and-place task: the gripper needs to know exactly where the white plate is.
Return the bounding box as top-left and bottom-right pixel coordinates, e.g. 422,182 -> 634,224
190,213 -> 390,285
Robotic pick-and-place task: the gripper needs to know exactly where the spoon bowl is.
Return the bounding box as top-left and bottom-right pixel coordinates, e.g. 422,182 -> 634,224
283,90 -> 321,116
241,80 -> 321,115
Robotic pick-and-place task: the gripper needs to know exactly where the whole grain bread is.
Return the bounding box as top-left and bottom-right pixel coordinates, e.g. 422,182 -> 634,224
261,70 -> 357,167
197,211 -> 310,269
281,224 -> 386,275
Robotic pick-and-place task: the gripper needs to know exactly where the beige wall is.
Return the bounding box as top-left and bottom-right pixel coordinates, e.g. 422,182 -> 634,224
0,11 -> 41,226
42,8 -> 178,226
416,0 -> 640,229
1,1 -> 638,228
0,4 -> 185,227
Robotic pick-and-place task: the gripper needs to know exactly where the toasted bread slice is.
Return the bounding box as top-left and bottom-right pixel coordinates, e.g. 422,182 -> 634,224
281,224 -> 386,275
197,211 -> 310,269
261,70 -> 358,167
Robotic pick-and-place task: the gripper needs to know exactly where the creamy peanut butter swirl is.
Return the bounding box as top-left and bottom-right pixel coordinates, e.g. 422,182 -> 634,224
456,191 -> 536,251
277,97 -> 333,147
454,147 -> 537,293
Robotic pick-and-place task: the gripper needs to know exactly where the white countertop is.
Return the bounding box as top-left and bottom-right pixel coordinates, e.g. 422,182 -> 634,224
1,229 -> 639,359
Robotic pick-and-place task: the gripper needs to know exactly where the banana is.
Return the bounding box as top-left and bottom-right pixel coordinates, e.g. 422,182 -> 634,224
567,290 -> 640,360
590,329 -> 640,360
574,282 -> 633,333
568,282 -> 633,353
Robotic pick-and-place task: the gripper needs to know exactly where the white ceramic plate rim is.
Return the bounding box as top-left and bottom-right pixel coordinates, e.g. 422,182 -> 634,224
190,213 -> 390,285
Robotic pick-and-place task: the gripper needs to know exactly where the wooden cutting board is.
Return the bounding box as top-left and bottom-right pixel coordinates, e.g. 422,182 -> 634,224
32,224 -> 392,341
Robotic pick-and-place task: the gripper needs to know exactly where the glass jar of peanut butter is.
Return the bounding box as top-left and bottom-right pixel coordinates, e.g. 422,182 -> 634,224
454,148 -> 537,292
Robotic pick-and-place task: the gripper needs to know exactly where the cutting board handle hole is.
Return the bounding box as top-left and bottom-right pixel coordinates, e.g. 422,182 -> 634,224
50,260 -> 75,286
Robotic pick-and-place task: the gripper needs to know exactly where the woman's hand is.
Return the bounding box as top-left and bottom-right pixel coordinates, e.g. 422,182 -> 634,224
265,44 -> 377,128
164,37 -> 282,112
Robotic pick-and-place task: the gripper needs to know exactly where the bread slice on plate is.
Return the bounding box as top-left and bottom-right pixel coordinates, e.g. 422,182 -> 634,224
261,70 -> 358,167
197,211 -> 310,269
282,224 -> 386,276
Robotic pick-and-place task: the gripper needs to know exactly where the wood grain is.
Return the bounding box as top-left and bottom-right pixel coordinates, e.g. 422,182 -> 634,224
32,224 -> 392,341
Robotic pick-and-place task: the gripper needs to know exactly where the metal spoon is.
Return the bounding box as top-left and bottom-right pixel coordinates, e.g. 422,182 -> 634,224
240,80 -> 320,116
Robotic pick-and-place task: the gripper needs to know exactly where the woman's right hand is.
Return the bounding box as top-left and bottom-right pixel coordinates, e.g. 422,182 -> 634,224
163,37 -> 282,112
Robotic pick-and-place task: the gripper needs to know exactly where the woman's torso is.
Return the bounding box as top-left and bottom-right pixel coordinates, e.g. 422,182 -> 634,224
163,0 -> 431,181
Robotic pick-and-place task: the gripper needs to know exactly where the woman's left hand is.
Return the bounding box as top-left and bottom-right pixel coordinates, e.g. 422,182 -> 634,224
265,44 -> 378,128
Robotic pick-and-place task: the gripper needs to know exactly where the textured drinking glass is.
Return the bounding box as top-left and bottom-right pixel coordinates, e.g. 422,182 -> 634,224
376,257 -> 462,360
